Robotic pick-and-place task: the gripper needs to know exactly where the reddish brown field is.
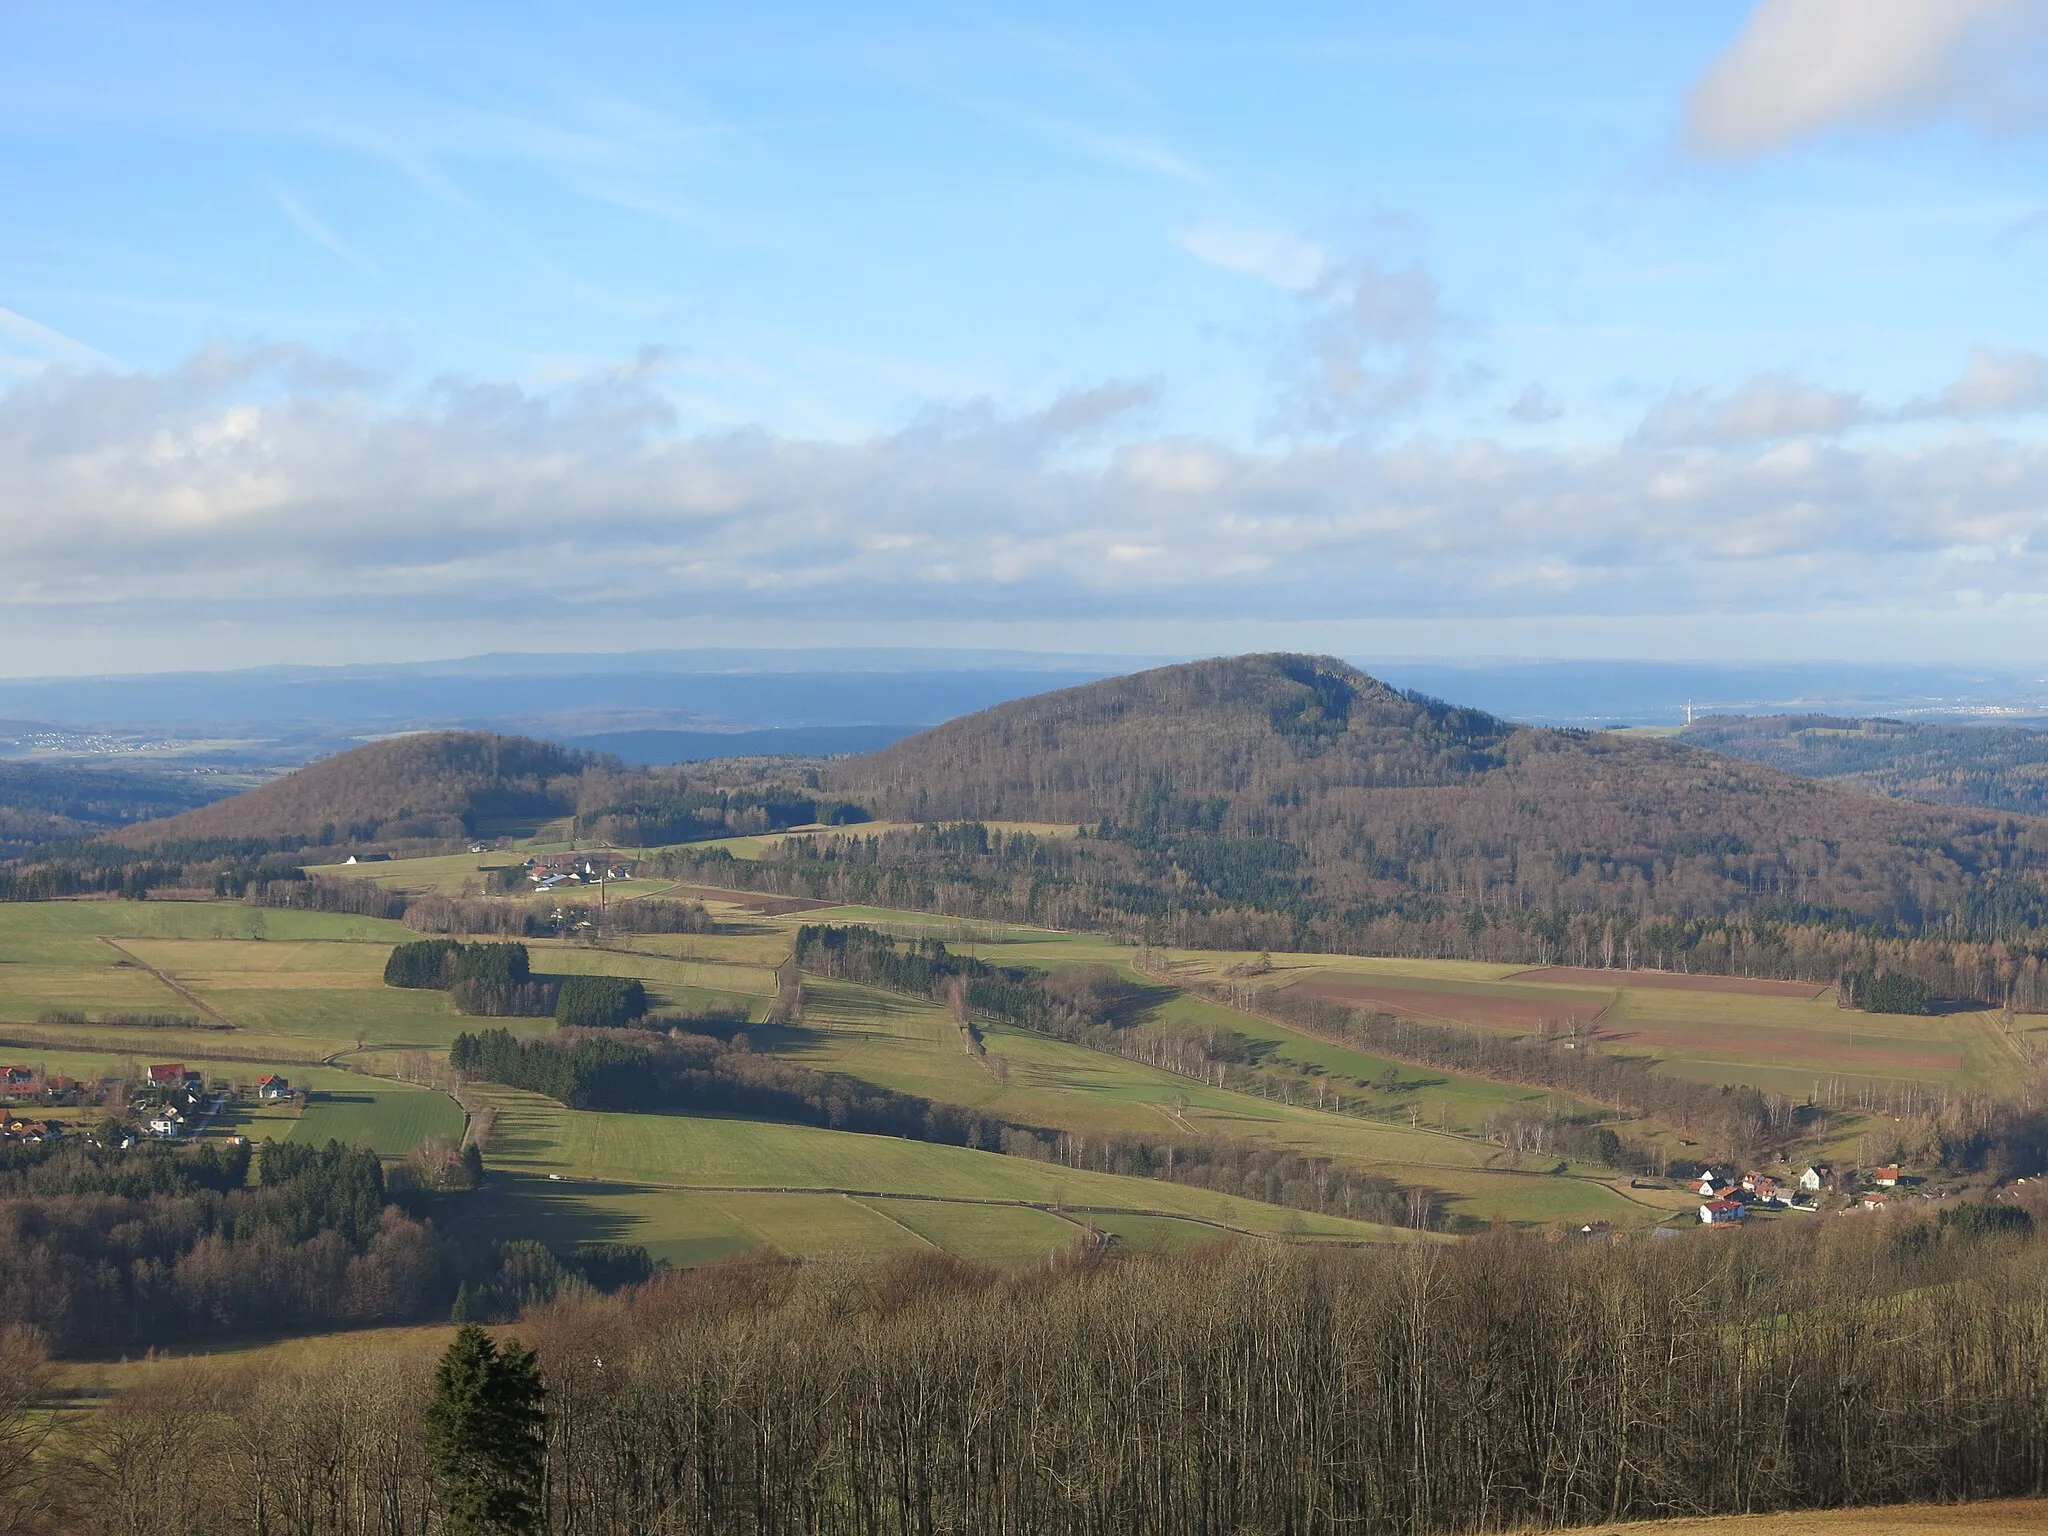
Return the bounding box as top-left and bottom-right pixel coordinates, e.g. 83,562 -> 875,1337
1289,978 -> 1609,1031
1516,966 -> 1830,1000
1597,1018 -> 1964,1076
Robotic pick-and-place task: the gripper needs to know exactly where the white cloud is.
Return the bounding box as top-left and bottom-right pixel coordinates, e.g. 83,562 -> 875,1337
1635,352 -> 2048,443
1176,224 -> 1327,290
7,347 -> 2048,637
1905,347 -> 2048,417
1686,0 -> 2048,157
269,188 -> 381,278
1636,375 -> 1865,445
1274,244 -> 1443,432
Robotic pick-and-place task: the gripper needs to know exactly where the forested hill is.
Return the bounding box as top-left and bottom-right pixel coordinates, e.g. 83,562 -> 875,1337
804,654 -> 2048,958
107,732 -> 587,850
1681,714 -> 2048,818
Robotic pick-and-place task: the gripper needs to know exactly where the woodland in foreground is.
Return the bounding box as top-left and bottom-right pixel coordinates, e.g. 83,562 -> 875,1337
9,1216 -> 2048,1535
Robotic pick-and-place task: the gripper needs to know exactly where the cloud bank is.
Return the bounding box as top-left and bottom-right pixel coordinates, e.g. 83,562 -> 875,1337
5,347 -> 2048,638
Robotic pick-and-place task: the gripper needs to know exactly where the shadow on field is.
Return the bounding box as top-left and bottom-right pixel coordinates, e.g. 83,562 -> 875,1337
474,1170 -> 649,1248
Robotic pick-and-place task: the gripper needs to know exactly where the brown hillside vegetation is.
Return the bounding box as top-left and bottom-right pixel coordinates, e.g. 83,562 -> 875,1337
106,731 -> 585,848
824,654 -> 2048,937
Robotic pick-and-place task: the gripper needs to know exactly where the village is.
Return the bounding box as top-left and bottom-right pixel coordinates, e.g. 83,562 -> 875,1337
1,1059 -> 300,1149
521,853 -> 634,892
1690,1161 -> 1912,1225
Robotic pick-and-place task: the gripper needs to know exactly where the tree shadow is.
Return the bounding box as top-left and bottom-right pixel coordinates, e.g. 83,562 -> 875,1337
468,1170 -> 653,1250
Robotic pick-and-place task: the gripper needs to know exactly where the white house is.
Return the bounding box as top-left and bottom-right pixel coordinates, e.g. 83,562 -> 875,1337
146,1107 -> 184,1138
1700,1198 -> 1745,1225
1799,1165 -> 1831,1192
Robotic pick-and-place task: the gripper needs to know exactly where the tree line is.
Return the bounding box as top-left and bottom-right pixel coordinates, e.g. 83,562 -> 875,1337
18,1215 -> 2048,1533
665,823 -> 2048,1008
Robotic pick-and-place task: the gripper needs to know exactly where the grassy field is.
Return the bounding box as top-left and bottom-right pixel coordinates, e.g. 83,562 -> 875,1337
0,855 -> 2006,1262
468,1081 -> 1416,1259
1152,941 -> 2030,1096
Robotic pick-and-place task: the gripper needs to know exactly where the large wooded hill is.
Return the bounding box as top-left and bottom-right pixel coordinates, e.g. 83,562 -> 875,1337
819,654 -> 2048,943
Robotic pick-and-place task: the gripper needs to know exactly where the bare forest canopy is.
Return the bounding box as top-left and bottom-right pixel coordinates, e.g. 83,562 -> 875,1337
1682,713 -> 2048,818
18,1223 -> 2048,1536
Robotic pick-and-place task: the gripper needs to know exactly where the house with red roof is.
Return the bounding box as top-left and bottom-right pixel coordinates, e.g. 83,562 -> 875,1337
1700,1198 -> 1745,1225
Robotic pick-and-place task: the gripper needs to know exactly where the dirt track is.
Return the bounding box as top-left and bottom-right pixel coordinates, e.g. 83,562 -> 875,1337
1551,1499 -> 2048,1533
1513,965 -> 1831,999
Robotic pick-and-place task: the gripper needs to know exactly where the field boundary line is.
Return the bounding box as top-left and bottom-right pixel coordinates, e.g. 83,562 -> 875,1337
0,1031 -> 324,1067
545,1174 -> 1405,1247
847,1195 -> 942,1247
96,936 -> 235,1027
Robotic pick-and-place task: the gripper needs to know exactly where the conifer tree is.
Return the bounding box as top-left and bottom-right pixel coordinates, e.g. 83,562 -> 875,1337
425,1322 -> 546,1534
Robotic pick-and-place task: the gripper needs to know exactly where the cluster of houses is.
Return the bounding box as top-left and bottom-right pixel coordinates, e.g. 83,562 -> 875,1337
1,1061 -> 300,1149
135,1063 -> 211,1138
1695,1162 -> 1910,1224
3,1064 -> 82,1107
525,855 -> 632,892
1,1110 -> 61,1145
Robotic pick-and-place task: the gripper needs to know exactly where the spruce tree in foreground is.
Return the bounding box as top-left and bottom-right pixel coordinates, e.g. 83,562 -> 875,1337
425,1322 -> 546,1535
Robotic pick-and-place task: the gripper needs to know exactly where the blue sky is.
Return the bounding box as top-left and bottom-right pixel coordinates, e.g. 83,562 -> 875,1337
4,1 -> 2048,674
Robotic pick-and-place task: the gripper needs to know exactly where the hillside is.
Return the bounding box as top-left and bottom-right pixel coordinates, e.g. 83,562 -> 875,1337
802,655 -> 2048,968
106,731 -> 587,849
1683,714 -> 2048,817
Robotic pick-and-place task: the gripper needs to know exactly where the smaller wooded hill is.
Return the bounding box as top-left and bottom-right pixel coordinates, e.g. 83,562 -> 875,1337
107,732 -> 586,850
1683,714 -> 2048,817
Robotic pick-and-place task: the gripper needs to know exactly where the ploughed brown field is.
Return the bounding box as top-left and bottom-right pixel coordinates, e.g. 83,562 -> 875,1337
1516,965 -> 1832,999
1287,977 -> 1611,1030
1559,1500 -> 2048,1533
